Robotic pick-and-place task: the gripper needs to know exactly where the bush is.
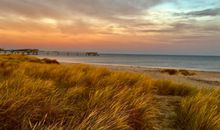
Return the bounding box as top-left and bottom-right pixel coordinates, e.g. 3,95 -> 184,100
160,69 -> 196,76
42,58 -> 59,64
179,69 -> 196,76
160,69 -> 178,75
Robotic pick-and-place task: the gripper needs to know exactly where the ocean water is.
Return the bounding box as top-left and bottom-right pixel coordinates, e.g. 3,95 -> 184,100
38,54 -> 220,72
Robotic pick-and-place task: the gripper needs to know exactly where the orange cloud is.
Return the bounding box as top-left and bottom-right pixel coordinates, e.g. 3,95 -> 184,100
0,0 -> 220,55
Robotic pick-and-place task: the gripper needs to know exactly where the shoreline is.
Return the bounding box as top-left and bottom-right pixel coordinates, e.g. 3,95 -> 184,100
35,56 -> 220,88
101,64 -> 220,88
67,62 -> 220,73
36,55 -> 220,73
62,62 -> 220,88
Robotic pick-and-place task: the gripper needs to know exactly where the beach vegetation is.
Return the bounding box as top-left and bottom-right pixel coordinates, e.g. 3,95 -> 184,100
161,69 -> 196,76
0,54 -> 219,130
179,69 -> 196,76
161,69 -> 179,75
154,80 -> 198,96
175,89 -> 220,130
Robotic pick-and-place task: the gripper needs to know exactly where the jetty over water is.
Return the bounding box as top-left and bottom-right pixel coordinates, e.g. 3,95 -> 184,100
39,51 -> 99,56
0,48 -> 99,56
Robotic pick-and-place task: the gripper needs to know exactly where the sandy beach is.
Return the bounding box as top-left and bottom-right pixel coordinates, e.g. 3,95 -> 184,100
35,54 -> 220,88
67,63 -> 220,88
105,65 -> 220,88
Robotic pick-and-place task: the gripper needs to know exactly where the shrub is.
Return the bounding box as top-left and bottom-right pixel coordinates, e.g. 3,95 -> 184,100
179,69 -> 196,76
42,58 -> 59,64
160,69 -> 178,75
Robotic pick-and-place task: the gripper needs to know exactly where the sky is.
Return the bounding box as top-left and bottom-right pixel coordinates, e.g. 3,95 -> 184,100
0,0 -> 220,55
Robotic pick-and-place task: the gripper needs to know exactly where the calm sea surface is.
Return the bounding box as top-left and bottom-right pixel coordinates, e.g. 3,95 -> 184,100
38,54 -> 220,72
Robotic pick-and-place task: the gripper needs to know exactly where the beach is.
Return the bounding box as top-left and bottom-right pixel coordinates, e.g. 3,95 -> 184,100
1,54 -> 220,129
103,65 -> 220,88
36,54 -> 220,88
2,0 -> 220,129
61,62 -> 220,88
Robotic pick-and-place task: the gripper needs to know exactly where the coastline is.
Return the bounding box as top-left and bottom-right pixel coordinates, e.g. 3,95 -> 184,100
92,64 -> 220,88
36,55 -> 220,72
62,62 -> 220,88
36,56 -> 220,88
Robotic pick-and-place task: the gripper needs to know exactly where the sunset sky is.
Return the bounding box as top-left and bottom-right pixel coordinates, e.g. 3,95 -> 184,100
0,0 -> 220,55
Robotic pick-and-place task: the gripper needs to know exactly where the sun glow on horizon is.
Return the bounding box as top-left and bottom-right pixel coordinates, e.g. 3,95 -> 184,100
0,0 -> 220,54
41,18 -> 57,25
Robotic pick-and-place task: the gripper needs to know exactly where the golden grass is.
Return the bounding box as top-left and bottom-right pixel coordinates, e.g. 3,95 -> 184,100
0,54 -> 59,64
175,89 -> 220,130
0,64 -> 157,129
0,55 -> 157,129
0,54 -> 219,130
154,80 -> 198,96
0,54 -> 41,62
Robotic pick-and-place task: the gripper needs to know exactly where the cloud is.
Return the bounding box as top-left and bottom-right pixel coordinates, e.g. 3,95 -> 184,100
0,0 -> 175,34
1,0 -> 220,55
0,0 -> 65,19
138,21 -> 220,36
0,0 -> 170,20
182,8 -> 220,17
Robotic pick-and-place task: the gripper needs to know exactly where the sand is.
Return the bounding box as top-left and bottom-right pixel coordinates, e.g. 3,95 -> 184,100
61,60 -> 220,87
66,63 -> 220,88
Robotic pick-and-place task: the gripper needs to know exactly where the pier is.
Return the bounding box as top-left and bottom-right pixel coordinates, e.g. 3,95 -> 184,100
39,51 -> 99,56
0,49 -> 99,56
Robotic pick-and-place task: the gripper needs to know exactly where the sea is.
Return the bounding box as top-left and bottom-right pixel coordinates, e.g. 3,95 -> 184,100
37,54 -> 220,72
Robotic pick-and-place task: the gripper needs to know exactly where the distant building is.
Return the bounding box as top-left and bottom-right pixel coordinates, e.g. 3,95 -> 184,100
86,52 -> 99,56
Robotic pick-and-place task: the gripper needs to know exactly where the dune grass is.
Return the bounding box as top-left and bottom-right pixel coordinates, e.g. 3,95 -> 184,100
175,89 -> 220,130
154,80 -> 198,96
0,54 -> 59,64
0,57 -> 157,129
0,54 -> 219,130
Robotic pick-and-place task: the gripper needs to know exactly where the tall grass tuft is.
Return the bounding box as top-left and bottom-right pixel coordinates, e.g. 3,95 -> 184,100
154,80 -> 197,96
175,90 -> 220,130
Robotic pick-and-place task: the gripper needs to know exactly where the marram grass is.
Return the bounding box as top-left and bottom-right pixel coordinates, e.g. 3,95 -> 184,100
0,54 -> 220,130
175,89 -> 220,130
